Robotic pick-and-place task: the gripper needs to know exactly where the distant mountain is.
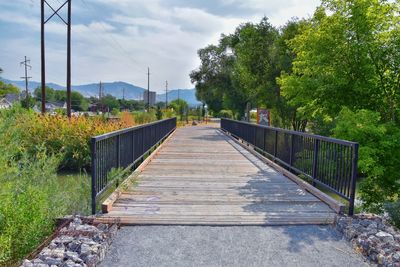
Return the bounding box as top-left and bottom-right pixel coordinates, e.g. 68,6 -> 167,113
157,89 -> 201,106
1,78 -> 200,105
1,79 -> 146,100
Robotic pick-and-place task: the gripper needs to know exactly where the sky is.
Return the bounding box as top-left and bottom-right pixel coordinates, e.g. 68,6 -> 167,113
0,0 -> 320,92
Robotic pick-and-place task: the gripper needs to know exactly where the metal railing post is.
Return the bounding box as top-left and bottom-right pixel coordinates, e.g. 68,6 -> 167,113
312,139 -> 319,186
289,134 -> 294,166
274,130 -> 278,160
116,135 -> 120,168
348,143 -> 359,215
91,137 -> 97,215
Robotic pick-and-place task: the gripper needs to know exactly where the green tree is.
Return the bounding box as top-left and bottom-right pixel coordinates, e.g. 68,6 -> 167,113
0,82 -> 20,97
34,87 -> 88,111
279,0 -> 400,130
191,18 -> 306,128
333,108 -> 400,213
34,86 -> 56,102
101,94 -> 120,111
170,99 -> 188,121
156,106 -> 163,120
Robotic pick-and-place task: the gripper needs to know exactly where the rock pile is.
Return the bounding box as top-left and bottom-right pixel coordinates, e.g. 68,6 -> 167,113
335,214 -> 400,266
21,217 -> 118,267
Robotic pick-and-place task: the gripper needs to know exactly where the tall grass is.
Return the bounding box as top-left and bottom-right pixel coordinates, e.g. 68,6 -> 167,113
0,107 -> 89,265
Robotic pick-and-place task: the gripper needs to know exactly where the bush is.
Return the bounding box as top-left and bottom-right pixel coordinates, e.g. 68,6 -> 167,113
384,201 -> 400,228
218,110 -> 233,118
0,108 -> 90,265
132,110 -> 157,124
13,111 -> 133,170
333,108 -> 400,213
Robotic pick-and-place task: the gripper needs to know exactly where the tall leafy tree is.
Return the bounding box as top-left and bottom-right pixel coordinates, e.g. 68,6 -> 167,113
279,0 -> 400,129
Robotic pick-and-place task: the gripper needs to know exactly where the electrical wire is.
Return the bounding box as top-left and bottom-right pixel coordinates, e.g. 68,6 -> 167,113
79,0 -> 141,72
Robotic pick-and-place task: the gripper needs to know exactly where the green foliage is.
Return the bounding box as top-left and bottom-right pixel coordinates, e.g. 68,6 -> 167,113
169,99 -> 188,121
100,94 -> 120,111
190,17 -> 307,129
111,108 -> 120,116
0,81 -> 20,97
333,108 -> 400,212
279,0 -> 400,127
132,110 -> 157,124
0,107 -> 90,265
218,109 -> 234,118
156,106 -> 163,120
34,87 -> 89,111
384,201 -> 400,228
119,99 -> 145,111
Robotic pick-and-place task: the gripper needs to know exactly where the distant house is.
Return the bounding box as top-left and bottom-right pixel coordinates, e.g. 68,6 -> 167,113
0,92 -> 32,109
0,98 -> 12,109
45,101 -> 67,112
4,93 -> 20,104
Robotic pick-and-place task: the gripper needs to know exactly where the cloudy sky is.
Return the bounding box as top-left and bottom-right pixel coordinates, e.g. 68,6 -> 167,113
0,0 -> 320,92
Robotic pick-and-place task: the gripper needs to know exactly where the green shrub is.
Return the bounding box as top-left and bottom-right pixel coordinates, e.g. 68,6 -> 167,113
218,110 -> 233,118
0,107 -> 90,265
333,108 -> 400,213
132,110 -> 157,124
384,201 -> 400,228
7,109 -> 132,171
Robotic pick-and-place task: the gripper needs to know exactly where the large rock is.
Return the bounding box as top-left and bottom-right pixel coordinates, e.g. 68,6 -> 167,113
19,216 -> 118,267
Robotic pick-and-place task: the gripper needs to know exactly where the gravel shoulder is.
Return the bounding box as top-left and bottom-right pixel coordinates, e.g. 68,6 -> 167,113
100,225 -> 368,267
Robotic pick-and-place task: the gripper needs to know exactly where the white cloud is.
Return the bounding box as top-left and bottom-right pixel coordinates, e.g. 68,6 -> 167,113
0,0 -> 321,91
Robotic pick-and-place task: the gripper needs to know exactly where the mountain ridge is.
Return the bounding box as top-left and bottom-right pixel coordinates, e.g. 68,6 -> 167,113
1,78 -> 200,105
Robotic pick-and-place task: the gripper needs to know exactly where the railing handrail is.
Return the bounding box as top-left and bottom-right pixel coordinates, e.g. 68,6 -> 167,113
92,117 -> 176,141
91,117 -> 177,214
221,118 -> 358,147
220,118 -> 359,215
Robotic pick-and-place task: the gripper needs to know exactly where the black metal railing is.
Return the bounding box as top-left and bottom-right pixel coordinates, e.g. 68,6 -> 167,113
91,117 -> 176,214
221,118 -> 359,215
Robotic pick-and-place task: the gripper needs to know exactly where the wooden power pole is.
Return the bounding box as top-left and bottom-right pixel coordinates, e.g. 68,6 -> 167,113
20,56 -> 32,108
165,80 -> 168,109
147,67 -> 150,109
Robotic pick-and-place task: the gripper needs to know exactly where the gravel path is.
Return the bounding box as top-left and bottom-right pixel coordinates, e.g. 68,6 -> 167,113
100,225 -> 368,267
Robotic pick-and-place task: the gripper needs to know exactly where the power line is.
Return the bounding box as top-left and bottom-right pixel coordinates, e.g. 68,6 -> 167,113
79,0 -> 140,70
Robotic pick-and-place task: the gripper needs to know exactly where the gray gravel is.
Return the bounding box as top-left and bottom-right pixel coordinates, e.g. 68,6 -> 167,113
100,225 -> 368,267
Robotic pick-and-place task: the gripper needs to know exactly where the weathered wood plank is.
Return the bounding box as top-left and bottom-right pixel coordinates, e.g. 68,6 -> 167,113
100,126 -> 337,225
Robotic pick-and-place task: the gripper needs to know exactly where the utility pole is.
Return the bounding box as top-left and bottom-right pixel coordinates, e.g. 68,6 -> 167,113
178,88 -> 180,102
20,56 -> 32,108
122,88 -> 125,100
147,67 -> 150,110
41,0 -> 72,117
165,80 -> 168,109
41,0 -> 45,114
98,81 -> 102,112
66,0 -> 72,117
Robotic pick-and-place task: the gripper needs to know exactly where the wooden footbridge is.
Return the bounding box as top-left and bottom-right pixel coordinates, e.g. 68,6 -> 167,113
92,118 -> 358,225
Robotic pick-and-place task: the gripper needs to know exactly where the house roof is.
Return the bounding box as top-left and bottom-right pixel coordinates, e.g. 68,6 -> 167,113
0,98 -> 12,106
5,93 -> 19,103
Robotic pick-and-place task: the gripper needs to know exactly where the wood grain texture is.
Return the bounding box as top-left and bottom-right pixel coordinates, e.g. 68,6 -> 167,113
98,125 -> 336,225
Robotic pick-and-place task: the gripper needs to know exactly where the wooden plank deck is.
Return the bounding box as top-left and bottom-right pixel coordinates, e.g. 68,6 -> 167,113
100,125 -> 336,225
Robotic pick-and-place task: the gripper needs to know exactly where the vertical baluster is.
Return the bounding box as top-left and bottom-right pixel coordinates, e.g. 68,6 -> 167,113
312,139 -> 319,186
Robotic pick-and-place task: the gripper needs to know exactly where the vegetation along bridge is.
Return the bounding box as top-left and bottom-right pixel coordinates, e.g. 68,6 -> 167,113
91,118 -> 358,225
